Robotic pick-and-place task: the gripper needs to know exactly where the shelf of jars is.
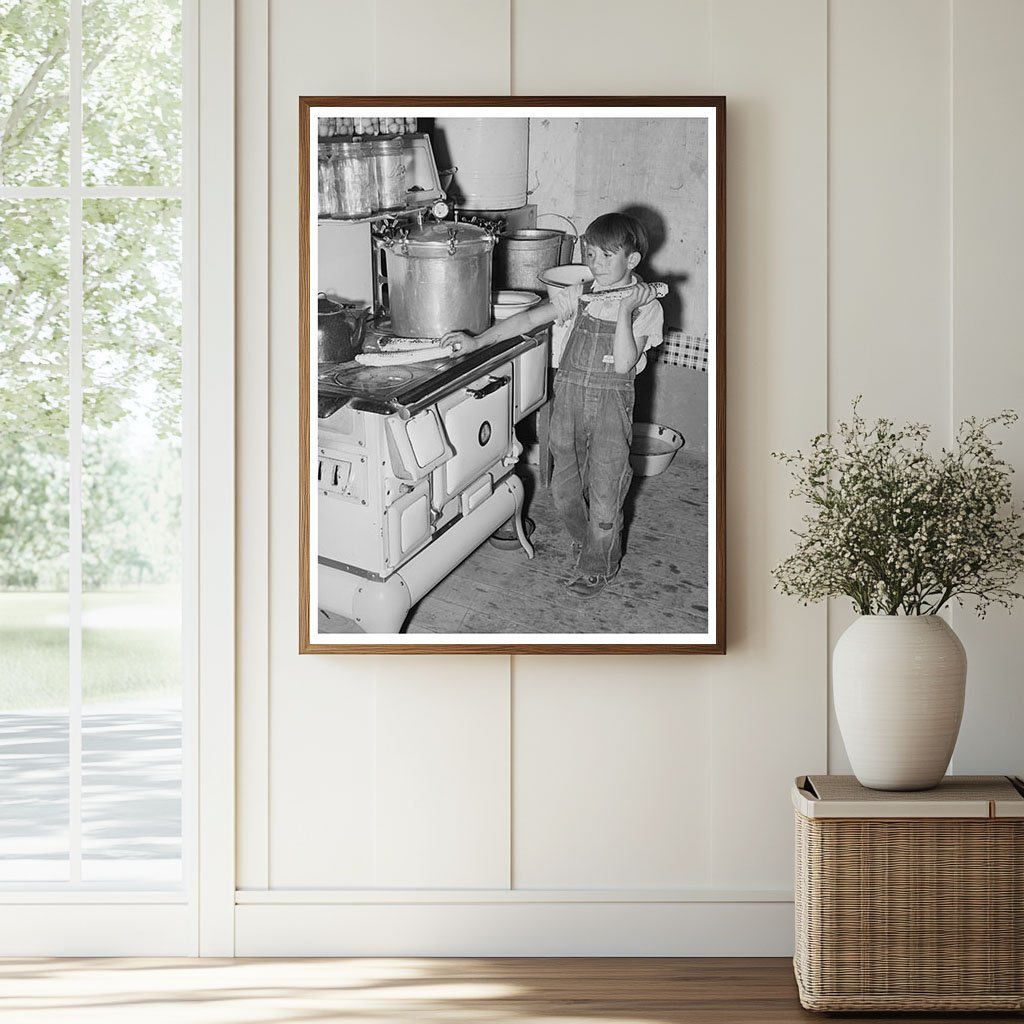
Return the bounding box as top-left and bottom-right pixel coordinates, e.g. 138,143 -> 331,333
317,116 -> 418,139
317,128 -> 443,225
316,194 -> 440,226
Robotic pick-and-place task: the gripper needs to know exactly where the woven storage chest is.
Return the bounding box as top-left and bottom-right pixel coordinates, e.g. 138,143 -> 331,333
793,775 -> 1024,1012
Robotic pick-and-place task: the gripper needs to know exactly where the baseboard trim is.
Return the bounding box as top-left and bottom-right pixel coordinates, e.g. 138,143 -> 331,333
236,887 -> 791,904
0,904 -> 196,956
235,900 -> 795,956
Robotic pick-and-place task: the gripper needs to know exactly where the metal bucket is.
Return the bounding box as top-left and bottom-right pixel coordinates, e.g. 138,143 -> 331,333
537,213 -> 579,266
493,229 -> 563,292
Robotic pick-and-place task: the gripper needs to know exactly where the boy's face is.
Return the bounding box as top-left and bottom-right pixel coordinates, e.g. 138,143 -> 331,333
583,242 -> 641,288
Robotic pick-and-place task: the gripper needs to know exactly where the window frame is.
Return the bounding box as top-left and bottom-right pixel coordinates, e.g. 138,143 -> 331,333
0,0 -> 235,955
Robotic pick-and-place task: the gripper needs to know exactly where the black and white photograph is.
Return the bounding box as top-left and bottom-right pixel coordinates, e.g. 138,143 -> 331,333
300,98 -> 725,652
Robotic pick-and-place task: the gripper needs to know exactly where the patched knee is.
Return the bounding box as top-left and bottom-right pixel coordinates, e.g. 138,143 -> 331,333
597,521 -> 614,531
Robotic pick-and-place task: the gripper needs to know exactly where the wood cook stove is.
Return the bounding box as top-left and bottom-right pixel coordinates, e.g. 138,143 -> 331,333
317,329 -> 549,633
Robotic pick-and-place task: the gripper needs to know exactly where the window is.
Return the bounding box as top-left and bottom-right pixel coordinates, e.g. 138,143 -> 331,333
1,0 -> 192,890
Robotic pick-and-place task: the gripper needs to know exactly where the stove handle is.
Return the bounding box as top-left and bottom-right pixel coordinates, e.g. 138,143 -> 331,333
466,374 -> 511,400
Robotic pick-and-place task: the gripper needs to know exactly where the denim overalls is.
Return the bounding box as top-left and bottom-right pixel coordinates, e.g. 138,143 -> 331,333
548,298 -> 635,578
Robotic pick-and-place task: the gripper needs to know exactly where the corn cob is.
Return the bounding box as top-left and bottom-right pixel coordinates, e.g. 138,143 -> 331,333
355,347 -> 452,366
579,281 -> 668,304
378,336 -> 442,351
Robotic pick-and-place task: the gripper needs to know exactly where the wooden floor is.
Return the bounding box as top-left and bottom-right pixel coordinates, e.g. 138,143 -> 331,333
0,957 -> 1019,1023
322,449 -> 709,635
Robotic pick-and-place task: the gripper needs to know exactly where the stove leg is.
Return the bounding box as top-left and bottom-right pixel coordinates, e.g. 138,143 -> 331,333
351,577 -> 413,634
319,564 -> 414,633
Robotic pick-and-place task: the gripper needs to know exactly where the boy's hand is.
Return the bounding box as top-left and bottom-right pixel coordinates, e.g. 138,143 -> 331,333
618,282 -> 658,317
439,330 -> 473,352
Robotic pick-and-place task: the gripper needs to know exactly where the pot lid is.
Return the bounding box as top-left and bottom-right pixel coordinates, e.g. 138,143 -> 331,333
377,220 -> 495,257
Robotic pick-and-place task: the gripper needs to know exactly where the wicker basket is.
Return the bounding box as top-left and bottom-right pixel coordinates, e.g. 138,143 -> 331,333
793,775 -> 1024,1012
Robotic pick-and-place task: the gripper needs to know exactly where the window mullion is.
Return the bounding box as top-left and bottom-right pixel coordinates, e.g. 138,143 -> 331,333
0,186 -> 183,199
68,0 -> 83,885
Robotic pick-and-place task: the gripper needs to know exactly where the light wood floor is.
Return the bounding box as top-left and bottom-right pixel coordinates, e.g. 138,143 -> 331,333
1,957 -> 1019,1023
322,450 -> 709,635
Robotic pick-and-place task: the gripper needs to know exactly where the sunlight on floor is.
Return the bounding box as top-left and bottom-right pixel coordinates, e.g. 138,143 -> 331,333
0,958 -> 667,1024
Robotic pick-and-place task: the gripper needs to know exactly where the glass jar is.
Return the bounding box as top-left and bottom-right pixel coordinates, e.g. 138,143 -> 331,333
317,143 -> 336,217
370,137 -> 406,211
331,140 -> 373,217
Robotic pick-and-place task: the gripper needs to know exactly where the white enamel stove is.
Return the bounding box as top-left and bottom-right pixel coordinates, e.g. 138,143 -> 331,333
316,329 -> 549,632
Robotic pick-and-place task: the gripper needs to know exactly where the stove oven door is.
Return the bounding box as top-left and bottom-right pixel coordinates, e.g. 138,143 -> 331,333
385,405 -> 452,481
384,479 -> 432,570
513,331 -> 550,422
433,363 -> 513,506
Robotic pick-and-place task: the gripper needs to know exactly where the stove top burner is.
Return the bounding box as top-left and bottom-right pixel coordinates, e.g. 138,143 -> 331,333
317,328 -> 546,422
317,322 -> 453,400
317,353 -> 452,420
319,361 -> 419,396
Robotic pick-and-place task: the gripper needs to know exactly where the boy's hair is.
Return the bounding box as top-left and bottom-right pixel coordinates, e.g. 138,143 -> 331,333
583,213 -> 649,260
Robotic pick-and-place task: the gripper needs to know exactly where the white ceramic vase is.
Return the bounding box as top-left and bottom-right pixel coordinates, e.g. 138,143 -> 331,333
833,615 -> 967,791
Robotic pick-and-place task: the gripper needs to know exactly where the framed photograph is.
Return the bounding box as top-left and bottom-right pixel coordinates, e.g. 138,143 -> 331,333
300,97 -> 725,653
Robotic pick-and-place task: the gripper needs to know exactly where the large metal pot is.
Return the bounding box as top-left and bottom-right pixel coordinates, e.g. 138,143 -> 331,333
377,222 -> 494,338
318,293 -> 368,363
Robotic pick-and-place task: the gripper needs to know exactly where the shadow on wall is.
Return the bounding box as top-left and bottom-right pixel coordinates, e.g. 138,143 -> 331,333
618,204 -> 704,456
620,203 -> 687,327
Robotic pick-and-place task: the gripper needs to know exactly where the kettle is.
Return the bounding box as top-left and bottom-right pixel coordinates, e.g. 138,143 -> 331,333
317,293 -> 369,363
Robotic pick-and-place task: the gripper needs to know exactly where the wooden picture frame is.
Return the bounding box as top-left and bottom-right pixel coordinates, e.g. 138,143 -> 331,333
300,97 -> 725,653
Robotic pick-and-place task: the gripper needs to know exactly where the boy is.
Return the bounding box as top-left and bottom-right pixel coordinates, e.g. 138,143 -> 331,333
442,212 -> 664,598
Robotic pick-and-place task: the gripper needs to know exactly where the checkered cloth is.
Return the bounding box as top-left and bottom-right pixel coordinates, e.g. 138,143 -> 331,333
652,329 -> 708,372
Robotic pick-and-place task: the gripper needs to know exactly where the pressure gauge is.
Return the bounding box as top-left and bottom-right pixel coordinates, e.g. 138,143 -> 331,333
431,199 -> 450,220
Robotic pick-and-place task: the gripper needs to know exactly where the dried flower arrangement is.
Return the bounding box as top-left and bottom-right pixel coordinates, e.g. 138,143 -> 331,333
772,401 -> 1024,616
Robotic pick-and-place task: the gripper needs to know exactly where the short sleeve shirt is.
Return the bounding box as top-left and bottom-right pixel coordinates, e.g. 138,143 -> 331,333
550,273 -> 664,374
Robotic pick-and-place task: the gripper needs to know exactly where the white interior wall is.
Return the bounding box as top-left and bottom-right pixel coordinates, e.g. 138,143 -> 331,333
234,0 -> 1024,956
826,0 -> 954,770
947,0 -> 1024,772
